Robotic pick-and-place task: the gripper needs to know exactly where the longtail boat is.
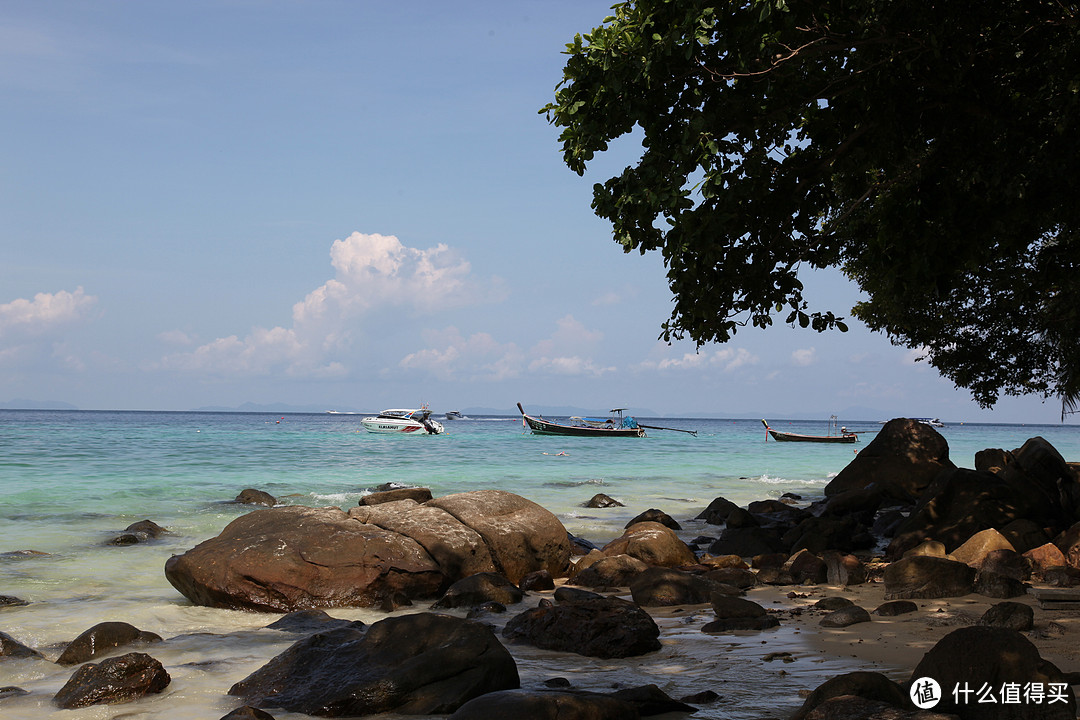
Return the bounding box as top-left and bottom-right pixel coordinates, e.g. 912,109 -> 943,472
517,403 -> 647,437
762,418 -> 858,444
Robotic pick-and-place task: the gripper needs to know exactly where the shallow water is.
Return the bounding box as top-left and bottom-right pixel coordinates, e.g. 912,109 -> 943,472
2,410 -> 1078,718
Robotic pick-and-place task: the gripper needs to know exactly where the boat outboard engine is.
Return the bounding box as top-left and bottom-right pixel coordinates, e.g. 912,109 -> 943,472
420,414 -> 439,434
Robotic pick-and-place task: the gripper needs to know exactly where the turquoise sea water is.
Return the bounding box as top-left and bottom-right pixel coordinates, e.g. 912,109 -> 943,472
2,410 -> 1079,719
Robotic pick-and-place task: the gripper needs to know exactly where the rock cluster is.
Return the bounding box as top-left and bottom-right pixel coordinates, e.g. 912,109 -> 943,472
3,419 -> 1078,719
164,489 -> 571,611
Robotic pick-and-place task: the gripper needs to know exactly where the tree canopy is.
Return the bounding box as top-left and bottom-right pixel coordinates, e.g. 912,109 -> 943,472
543,0 -> 1080,415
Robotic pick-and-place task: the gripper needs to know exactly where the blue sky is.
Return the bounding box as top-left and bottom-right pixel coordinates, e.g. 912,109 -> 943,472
0,1 -> 1071,423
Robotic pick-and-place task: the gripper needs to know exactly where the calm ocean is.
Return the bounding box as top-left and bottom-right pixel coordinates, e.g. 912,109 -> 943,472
2,409 -> 1079,719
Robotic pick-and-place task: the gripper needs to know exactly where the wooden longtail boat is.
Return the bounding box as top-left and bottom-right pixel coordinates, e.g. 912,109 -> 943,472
517,403 -> 647,437
761,418 -> 858,444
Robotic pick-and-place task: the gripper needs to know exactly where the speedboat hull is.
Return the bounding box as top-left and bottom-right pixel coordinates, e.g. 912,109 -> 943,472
361,408 -> 444,435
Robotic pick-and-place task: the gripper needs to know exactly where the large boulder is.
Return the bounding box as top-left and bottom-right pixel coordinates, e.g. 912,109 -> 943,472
502,596 -> 661,658
166,491 -> 571,611
888,462 -> 1074,559
600,522 -> 696,567
824,419 -> 954,501
349,499 -> 497,580
53,652 -> 170,709
427,490 -> 571,583
883,556 -> 976,600
451,685 -> 693,720
909,626 -> 1075,719
229,613 -> 519,717
568,554 -> 649,589
628,567 -> 723,606
792,671 -> 907,720
165,506 -> 448,611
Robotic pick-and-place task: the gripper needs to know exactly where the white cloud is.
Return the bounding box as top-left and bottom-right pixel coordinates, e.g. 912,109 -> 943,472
293,232 -> 473,325
398,315 -> 615,382
400,328 -> 525,382
158,329 -> 195,346
160,232 -> 485,378
592,291 -> 622,306
634,346 -> 759,373
710,347 -> 758,371
0,287 -> 97,337
791,347 -> 817,366
528,355 -> 615,377
531,315 -> 603,358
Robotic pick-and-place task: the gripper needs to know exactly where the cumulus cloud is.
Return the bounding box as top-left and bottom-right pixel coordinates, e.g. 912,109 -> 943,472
160,232 -> 484,378
635,346 -> 759,372
398,315 -> 615,381
791,347 -> 817,366
0,287 -> 97,337
399,328 -> 524,382
292,232 -> 474,326
528,355 -> 615,377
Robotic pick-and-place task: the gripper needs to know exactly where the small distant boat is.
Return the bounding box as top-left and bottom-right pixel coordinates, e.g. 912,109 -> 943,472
444,411 -> 466,420
361,407 -> 445,435
762,417 -> 858,444
915,417 -> 945,428
517,403 -> 647,437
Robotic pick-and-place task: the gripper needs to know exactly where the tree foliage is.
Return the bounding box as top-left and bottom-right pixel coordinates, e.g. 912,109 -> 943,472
543,0 -> 1080,413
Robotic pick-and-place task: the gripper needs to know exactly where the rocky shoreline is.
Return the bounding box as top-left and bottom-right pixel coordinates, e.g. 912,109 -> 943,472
3,418 -> 1080,719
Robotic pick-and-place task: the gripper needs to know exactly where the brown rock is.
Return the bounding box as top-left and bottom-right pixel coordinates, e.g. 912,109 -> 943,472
791,671 -> 906,720
909,626 -> 1075,719
503,596 -> 661,658
56,622 -> 162,666
231,614 -> 518,716
235,489 -> 276,506
824,419 -> 954,500
53,652 -> 170,709
349,499 -> 496,579
601,522 -> 696,568
569,554 -> 648,588
358,487 -> 433,505
1025,542 -> 1068,573
883,556 -> 976,600
950,528 -> 1015,568
165,506 -> 447,611
428,490 -> 571,583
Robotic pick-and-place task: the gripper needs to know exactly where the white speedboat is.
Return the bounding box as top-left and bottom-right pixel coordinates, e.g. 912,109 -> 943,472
361,407 -> 444,435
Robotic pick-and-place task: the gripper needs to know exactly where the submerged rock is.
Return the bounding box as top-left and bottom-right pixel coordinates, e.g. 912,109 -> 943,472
56,622 -> 163,665
108,519 -> 168,545
0,631 -> 43,660
431,572 -> 524,609
358,486 -> 432,505
53,652 -> 170,709
264,610 -> 361,634
235,489 -> 277,506
702,595 -> 779,633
